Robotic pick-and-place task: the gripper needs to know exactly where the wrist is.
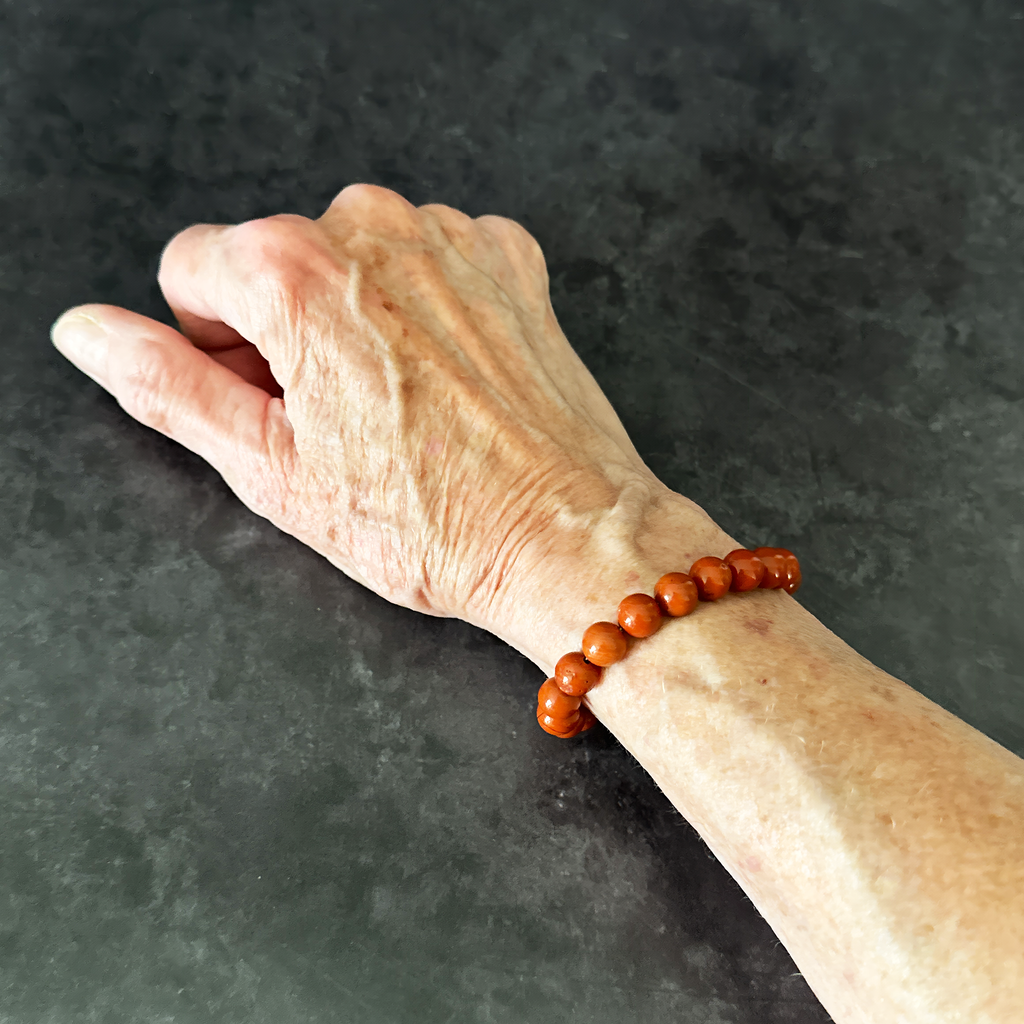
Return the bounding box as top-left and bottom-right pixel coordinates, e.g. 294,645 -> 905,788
468,472 -> 735,673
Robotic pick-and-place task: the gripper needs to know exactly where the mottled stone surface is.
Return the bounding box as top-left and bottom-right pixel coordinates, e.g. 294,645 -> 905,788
2,1 -> 1023,1021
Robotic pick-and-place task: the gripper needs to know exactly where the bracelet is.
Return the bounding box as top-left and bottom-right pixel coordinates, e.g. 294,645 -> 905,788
536,547 -> 802,738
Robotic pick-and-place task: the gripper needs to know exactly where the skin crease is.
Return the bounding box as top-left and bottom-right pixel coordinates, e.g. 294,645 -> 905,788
51,184 -> 1024,1024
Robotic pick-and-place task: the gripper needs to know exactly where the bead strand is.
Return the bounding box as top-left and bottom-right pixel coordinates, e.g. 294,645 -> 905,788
536,547 -> 802,738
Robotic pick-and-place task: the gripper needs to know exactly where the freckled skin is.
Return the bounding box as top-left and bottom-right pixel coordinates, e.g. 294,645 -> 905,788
52,183 -> 1024,1024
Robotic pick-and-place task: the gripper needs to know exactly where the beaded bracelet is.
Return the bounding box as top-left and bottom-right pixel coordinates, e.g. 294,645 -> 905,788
536,547 -> 801,738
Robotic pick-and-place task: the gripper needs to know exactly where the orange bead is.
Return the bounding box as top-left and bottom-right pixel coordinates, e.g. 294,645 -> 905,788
654,572 -> 699,617
617,593 -> 662,638
689,556 -> 732,600
783,564 -> 802,594
777,548 -> 802,594
581,621 -> 629,666
753,547 -> 787,589
537,707 -> 581,736
552,705 -> 597,739
724,549 -> 765,592
538,677 -> 582,718
554,651 -> 602,696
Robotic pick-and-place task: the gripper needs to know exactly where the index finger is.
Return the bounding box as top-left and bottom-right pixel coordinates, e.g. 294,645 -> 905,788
158,222 -> 234,328
157,214 -> 337,367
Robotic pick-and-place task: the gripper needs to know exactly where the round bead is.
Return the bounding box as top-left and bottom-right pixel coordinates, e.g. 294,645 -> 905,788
617,593 -> 662,638
724,549 -> 765,592
538,677 -> 582,718
581,621 -> 629,666
753,547 -> 787,589
552,704 -> 597,739
561,704 -> 598,737
689,556 -> 732,600
777,548 -> 802,594
654,572 -> 699,617
537,707 -> 581,736
554,651 -> 602,696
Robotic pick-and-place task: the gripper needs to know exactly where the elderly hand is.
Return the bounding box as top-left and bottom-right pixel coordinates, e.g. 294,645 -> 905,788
51,184 -> 713,662
50,184 -> 1024,1023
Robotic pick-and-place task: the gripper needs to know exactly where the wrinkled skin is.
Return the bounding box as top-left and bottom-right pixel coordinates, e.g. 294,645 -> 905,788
53,184 -> 671,628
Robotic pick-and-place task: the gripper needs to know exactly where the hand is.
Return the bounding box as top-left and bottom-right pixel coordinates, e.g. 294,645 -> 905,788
51,184 -> 687,646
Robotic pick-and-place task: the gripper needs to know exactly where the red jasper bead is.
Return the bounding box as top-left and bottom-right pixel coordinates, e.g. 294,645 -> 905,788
777,548 -> 802,594
617,593 -> 662,638
554,651 -> 602,696
689,556 -> 732,600
538,677 -> 582,719
724,549 -> 765,592
654,572 -> 699,617
581,621 -> 629,666
754,547 -> 787,589
537,707 -> 581,736
556,705 -> 597,738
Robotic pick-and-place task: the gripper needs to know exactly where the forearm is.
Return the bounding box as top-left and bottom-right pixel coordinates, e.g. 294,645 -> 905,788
482,487 -> 1024,1024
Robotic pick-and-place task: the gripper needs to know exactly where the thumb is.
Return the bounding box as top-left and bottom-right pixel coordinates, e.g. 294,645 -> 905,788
52,303 -> 297,521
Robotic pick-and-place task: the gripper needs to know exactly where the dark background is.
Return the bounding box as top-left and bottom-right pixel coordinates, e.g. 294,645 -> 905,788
2,1 -> 1023,1021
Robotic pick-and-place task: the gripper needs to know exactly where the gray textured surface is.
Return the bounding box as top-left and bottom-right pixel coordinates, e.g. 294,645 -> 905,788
2,1 -> 1023,1021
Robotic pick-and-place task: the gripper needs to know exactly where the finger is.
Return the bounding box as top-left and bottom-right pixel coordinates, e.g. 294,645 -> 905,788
157,215 -> 334,381
160,188 -> 423,372
51,303 -> 296,517
158,223 -> 237,326
163,301 -> 282,396
207,342 -> 283,398
171,304 -> 250,351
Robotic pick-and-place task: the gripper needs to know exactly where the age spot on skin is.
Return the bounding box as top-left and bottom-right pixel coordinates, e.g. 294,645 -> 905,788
745,617 -> 771,636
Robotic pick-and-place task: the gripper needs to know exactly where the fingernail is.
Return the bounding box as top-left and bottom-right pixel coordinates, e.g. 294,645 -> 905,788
51,311 -> 110,383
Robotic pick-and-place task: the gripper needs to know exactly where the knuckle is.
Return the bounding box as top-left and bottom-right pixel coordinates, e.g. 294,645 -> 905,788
421,202 -> 474,235
337,182 -> 410,212
477,214 -> 546,266
475,215 -> 549,301
229,215 -> 311,271
328,183 -> 421,235
227,215 -> 329,300
157,225 -> 198,286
